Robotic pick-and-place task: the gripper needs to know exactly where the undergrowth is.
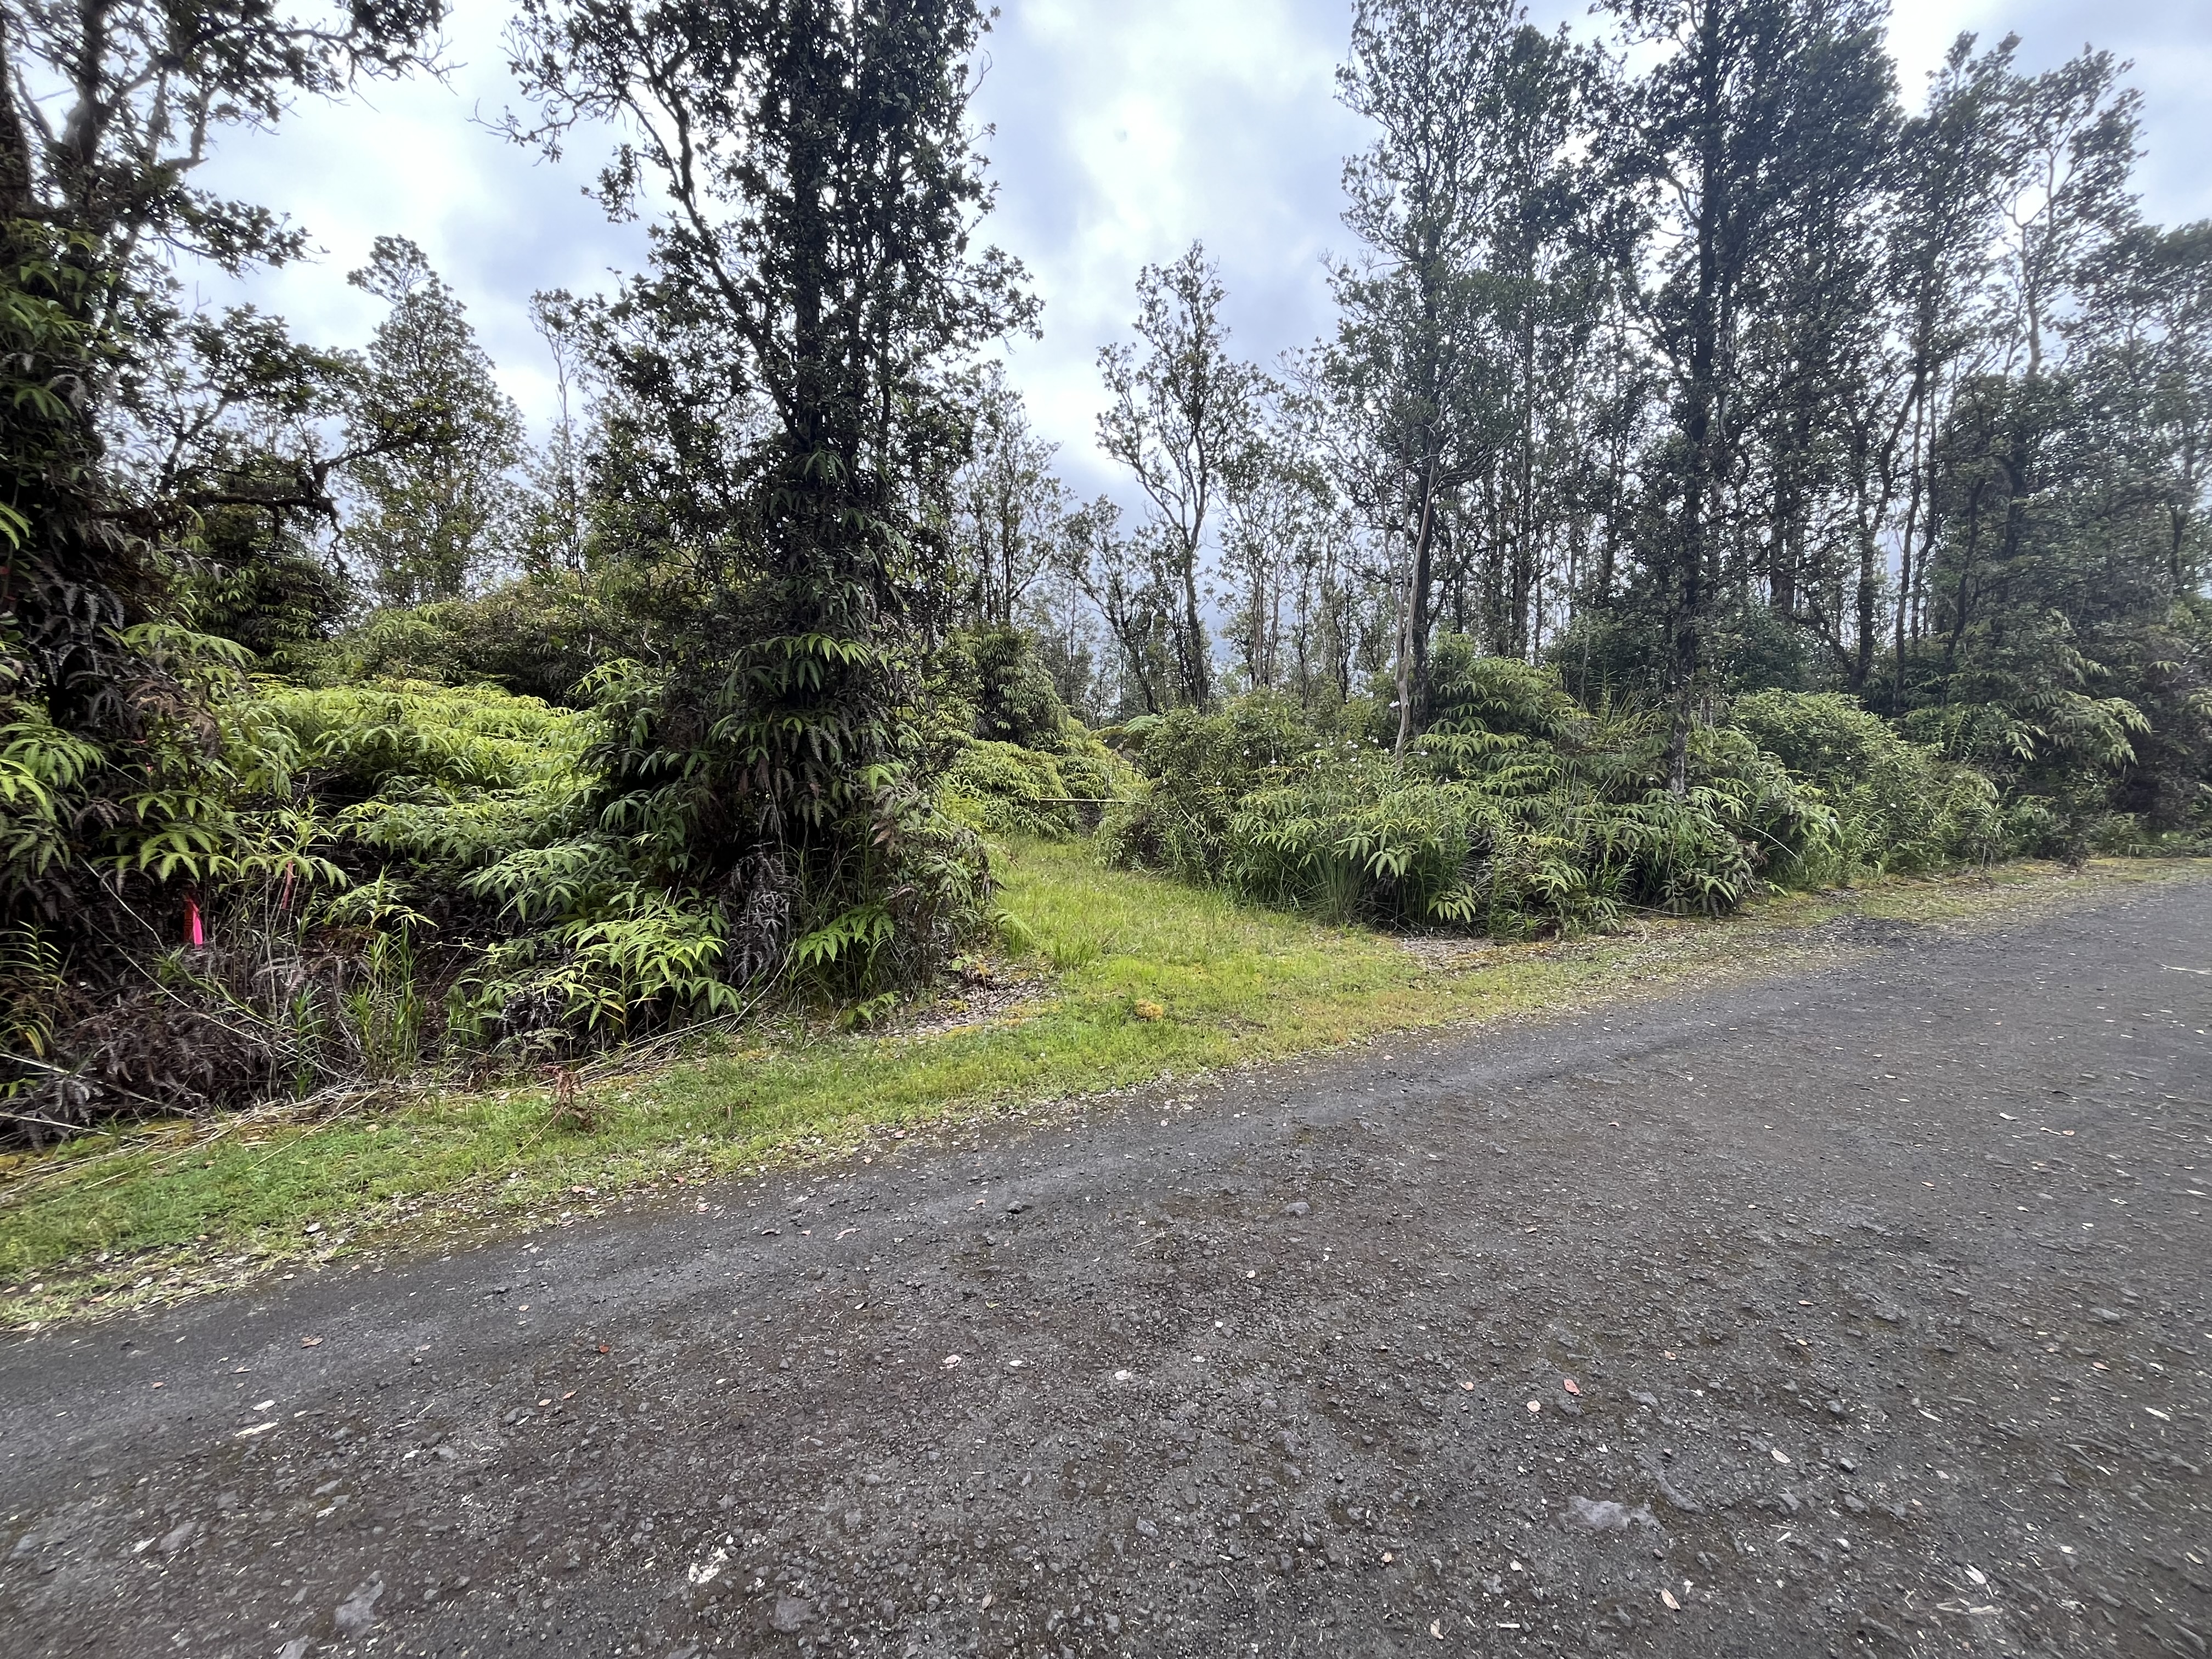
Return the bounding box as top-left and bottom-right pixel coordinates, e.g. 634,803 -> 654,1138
1104,651 -> 2007,934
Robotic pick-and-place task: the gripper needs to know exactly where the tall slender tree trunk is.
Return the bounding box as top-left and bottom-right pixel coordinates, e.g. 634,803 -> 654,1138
1851,523 -> 1878,691
1664,3 -> 1733,798
1893,382 -> 1927,712
1178,538 -> 1210,709
1394,463 -> 1440,760
1940,477 -> 1989,699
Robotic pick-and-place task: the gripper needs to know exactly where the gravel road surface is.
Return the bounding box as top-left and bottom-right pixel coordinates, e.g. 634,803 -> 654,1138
4,880 -> 2211,1659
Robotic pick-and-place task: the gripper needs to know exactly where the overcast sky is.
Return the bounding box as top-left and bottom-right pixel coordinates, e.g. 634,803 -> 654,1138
200,0 -> 2212,499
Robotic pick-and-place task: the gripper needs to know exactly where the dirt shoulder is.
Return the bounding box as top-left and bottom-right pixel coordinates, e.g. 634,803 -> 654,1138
1,873 -> 2208,1657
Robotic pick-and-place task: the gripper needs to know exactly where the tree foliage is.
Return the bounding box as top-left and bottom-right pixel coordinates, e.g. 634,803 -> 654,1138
5,0 -> 2210,1144
1096,245 -> 1265,713
340,236 -> 527,607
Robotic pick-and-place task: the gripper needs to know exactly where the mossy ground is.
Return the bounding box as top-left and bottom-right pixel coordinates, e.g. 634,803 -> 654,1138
2,840 -> 2201,1328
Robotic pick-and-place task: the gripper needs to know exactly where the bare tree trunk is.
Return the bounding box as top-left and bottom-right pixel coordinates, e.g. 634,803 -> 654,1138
1893,389 -> 1926,712
1177,537 -> 1210,709
1393,462 -> 1439,761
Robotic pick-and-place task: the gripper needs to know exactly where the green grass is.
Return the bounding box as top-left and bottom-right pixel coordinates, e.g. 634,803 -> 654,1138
2,840 -> 2204,1326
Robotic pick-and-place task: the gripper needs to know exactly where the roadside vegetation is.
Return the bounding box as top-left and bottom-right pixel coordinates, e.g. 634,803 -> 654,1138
2,0 -> 2209,1300
6,839 -> 2199,1327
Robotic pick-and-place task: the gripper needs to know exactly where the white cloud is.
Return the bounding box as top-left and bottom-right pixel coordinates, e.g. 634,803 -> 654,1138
970,0 -> 1363,494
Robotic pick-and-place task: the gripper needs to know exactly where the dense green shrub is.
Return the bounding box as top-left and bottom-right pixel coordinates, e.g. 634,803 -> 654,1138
1729,690 -> 2005,873
258,680 -> 592,802
579,647 -> 993,1002
936,627 -> 1075,751
9,613 -> 1026,1139
0,655 -> 422,1135
1101,656 -> 1852,939
445,873 -> 749,1047
942,732 -> 1134,839
1232,693 -> 1837,937
274,678 -> 772,1055
944,741 -> 1081,838
2111,599 -> 2212,843
179,523 -> 353,672
1098,692 -> 1326,882
305,573 -> 628,707
1550,598 -> 1825,704
1420,650 -> 1838,923
0,627 -> 330,917
1230,755 -> 1493,926
9,675 -> 752,1135
1422,643 -> 1596,752
1900,688 -> 2147,860
1891,602 -> 2212,857
1049,644 -> 2024,947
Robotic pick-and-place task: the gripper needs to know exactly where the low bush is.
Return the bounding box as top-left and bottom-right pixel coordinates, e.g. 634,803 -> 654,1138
4,673 -> 753,1138
1098,691 -> 1326,882
1891,605 -> 2212,858
935,626 -> 1076,752
1232,693 -> 1837,939
942,732 -> 1134,839
1728,690 -> 2005,873
1079,638 -> 2048,942
259,680 -> 758,1057
303,573 -> 629,707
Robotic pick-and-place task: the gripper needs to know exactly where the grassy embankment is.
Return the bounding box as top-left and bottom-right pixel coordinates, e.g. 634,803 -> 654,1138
2,839 -> 2203,1326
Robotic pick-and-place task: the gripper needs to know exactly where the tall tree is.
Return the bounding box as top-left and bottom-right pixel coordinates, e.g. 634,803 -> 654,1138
1477,20 -> 1607,665
1996,48 -> 2141,380
510,0 -> 1032,985
0,0 -> 438,924
1330,0 -> 1517,752
1909,48 -> 2145,720
1607,0 -> 1893,788
340,236 -> 526,607
1737,7 -> 1894,688
1064,495 -> 1173,717
121,304 -> 364,664
514,287 -> 596,577
1096,245 -> 1262,711
947,364 -> 1068,629
2080,222 -> 2212,595
1221,427 -> 1335,695
1883,33 -> 2018,707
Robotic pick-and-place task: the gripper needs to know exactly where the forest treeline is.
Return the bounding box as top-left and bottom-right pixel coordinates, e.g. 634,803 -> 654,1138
1,0 -> 2205,1141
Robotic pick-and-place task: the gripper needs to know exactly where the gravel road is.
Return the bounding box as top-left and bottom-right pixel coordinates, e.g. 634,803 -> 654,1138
4,879 -> 2211,1659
